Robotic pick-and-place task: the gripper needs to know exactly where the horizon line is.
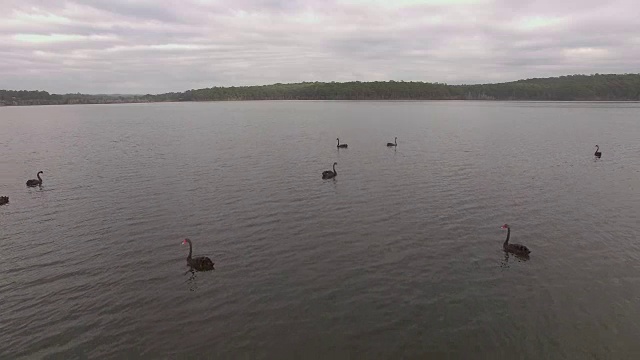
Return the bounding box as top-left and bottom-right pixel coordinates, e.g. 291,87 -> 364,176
3,72 -> 639,96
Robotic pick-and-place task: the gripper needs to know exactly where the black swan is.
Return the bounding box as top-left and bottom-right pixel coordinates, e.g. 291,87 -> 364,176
0,196 -> 8,206
594,145 -> 602,158
26,171 -> 43,187
322,162 -> 337,179
501,224 -> 530,256
387,137 -> 397,147
337,138 -> 348,148
182,238 -> 214,271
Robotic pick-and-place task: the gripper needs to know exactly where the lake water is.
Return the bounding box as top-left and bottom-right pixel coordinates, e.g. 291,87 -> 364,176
1,101 -> 639,359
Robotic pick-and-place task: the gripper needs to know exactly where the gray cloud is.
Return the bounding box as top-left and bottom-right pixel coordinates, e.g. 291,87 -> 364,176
0,0 -> 638,93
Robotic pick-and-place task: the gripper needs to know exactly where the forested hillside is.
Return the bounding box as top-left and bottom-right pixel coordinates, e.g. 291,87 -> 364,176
0,90 -> 144,106
2,74 -> 639,106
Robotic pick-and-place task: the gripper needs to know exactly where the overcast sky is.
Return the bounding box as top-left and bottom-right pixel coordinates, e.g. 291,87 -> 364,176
1,0 -> 638,94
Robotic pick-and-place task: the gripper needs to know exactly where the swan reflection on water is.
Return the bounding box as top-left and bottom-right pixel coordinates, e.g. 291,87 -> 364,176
500,251 -> 530,268
184,268 -> 199,292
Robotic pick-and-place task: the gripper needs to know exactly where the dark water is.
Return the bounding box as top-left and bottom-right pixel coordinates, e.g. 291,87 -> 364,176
1,101 -> 639,359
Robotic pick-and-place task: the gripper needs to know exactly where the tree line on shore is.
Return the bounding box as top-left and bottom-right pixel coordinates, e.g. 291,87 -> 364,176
2,74 -> 639,106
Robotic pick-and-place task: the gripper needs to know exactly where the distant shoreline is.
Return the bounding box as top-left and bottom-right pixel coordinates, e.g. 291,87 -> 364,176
2,73 -> 639,106
3,98 -> 640,108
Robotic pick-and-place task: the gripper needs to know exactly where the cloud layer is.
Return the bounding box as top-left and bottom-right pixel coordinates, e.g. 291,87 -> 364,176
1,0 -> 638,93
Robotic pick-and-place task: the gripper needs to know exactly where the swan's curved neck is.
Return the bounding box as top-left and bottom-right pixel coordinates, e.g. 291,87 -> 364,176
187,241 -> 192,259
596,146 -> 599,151
503,228 -> 510,247
37,173 -> 42,181
394,138 -> 397,145
332,164 -> 336,174
337,139 -> 340,146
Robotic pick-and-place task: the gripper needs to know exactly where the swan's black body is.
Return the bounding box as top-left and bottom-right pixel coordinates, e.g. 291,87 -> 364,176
387,137 -> 397,147
0,196 -> 8,206
501,224 -> 530,256
594,145 -> 602,158
322,162 -> 337,179
337,138 -> 348,148
182,238 -> 214,271
26,171 -> 43,187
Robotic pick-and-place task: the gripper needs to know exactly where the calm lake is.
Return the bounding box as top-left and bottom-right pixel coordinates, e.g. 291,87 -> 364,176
1,101 -> 639,359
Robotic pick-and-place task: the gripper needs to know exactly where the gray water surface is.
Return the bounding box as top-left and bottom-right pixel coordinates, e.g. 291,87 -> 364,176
1,101 -> 639,359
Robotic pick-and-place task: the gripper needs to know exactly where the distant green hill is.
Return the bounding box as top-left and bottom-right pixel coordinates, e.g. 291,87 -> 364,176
0,91 -> 142,106
2,74 -> 639,106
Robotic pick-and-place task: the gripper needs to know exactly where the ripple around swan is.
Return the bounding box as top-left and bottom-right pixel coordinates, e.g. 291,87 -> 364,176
1,101 -> 640,358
